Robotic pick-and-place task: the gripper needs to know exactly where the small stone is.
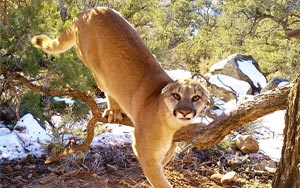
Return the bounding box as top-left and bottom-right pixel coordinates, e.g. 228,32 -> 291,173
39,174 -> 56,185
27,173 -> 33,179
106,164 -> 118,171
14,165 -> 22,171
235,135 -> 259,154
221,171 -> 237,184
3,165 -> 13,174
255,159 -> 277,171
19,154 -> 34,164
211,173 -> 223,180
27,165 -> 36,169
15,176 -> 23,181
265,166 -> 277,174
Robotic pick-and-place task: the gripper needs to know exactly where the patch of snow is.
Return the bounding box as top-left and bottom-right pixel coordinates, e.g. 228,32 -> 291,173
14,114 -> 51,143
102,124 -> 134,134
278,81 -> 289,87
0,132 -> 26,160
0,128 -> 11,135
253,110 -> 286,161
53,96 -> 75,106
237,60 -> 267,88
165,69 -> 192,80
0,114 -> 52,161
259,139 -> 283,161
53,96 -> 106,106
0,122 -> 6,128
95,97 -> 107,104
92,124 -> 133,148
49,115 -> 62,128
92,133 -> 132,148
209,74 -> 251,95
259,110 -> 285,137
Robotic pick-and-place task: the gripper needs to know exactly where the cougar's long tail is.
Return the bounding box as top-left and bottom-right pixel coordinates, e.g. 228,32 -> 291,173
31,26 -> 75,54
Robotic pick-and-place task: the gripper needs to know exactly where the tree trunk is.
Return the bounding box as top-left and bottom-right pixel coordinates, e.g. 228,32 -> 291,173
272,76 -> 300,188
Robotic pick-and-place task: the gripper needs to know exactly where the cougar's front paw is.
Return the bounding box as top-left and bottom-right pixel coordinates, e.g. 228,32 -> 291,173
103,109 -> 124,123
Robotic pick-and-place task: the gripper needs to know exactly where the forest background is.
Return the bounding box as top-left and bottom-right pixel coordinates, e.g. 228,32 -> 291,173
1,0 -> 300,124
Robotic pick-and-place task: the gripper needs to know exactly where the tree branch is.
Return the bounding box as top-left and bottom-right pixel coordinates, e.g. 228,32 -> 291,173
5,70 -> 292,163
255,13 -> 300,39
285,29 -> 300,39
8,72 -> 133,126
6,72 -> 133,163
174,84 -> 291,148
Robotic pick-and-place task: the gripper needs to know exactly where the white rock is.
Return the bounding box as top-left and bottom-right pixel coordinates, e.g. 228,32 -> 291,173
221,171 -> 237,184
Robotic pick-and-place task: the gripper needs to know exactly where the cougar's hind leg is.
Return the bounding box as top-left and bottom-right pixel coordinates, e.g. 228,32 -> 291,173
162,142 -> 177,167
103,95 -> 125,122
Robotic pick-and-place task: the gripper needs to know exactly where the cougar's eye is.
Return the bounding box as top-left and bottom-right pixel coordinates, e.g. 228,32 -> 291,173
191,95 -> 201,102
172,93 -> 181,100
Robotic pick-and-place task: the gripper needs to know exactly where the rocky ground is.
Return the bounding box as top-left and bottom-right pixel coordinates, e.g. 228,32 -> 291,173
0,141 -> 276,188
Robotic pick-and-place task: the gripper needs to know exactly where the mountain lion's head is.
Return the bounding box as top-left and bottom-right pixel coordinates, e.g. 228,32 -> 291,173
162,79 -> 210,125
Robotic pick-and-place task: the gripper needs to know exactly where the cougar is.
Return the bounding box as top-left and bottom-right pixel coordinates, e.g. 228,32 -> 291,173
31,7 -> 210,188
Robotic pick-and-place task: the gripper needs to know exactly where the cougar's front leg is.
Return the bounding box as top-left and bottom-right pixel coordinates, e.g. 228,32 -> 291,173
133,129 -> 173,188
103,95 -> 124,122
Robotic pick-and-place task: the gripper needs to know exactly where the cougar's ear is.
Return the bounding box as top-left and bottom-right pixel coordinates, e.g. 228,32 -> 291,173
161,81 -> 176,94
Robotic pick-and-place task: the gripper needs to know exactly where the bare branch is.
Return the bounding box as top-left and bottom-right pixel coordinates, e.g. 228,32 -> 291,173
253,13 -> 300,39
5,70 -> 292,163
285,29 -> 300,39
174,84 -> 291,148
7,72 -> 133,163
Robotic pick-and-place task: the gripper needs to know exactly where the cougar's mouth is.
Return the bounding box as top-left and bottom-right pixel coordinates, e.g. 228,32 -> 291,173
179,117 -> 191,120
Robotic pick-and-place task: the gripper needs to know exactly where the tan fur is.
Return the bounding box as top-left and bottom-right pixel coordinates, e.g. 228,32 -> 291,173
31,7 -> 209,188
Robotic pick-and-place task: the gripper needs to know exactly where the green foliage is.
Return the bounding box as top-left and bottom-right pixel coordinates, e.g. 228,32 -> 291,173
1,0 -> 300,126
217,136 -> 233,151
20,91 -> 46,121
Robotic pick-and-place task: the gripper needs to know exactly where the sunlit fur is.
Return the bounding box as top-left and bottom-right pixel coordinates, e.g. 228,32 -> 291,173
31,7 -> 210,188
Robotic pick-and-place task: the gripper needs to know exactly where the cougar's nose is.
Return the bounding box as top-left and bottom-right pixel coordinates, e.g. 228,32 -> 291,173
178,109 -> 192,117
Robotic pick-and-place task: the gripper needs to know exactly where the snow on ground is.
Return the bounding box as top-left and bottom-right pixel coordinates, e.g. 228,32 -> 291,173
0,114 -> 51,161
92,124 -> 133,148
253,110 -> 285,161
208,74 -> 251,95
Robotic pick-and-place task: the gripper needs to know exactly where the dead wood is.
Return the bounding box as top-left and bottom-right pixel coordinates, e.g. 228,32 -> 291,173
174,84 -> 291,149
4,71 -> 291,163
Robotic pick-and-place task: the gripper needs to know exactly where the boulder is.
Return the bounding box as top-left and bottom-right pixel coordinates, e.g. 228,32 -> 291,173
207,74 -> 252,101
209,54 -> 267,94
235,135 -> 259,154
261,77 -> 289,93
